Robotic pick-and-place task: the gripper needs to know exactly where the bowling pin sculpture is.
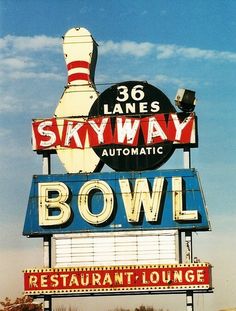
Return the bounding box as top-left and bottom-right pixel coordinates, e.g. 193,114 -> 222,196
55,27 -> 103,173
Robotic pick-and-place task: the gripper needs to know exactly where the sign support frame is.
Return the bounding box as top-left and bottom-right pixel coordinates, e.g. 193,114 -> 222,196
183,146 -> 194,311
42,152 -> 52,311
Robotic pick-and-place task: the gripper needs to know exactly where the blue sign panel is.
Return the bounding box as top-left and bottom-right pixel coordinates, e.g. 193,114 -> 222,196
23,169 -> 210,236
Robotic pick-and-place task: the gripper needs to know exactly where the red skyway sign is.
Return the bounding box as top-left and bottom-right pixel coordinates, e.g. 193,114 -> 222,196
32,113 -> 196,151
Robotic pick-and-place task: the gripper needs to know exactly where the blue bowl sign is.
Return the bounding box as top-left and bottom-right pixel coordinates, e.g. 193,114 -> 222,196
23,169 -> 209,236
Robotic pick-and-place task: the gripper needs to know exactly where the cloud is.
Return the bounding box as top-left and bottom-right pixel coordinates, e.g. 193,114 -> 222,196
156,44 -> 236,61
1,34 -> 235,115
0,127 -> 11,137
0,57 -> 35,70
7,71 -> 63,81
0,35 -> 61,53
98,39 -> 236,62
1,35 -> 236,86
0,35 -> 63,84
0,94 -> 21,113
1,34 -> 236,63
99,40 -> 154,57
153,74 -> 183,86
152,74 -> 198,88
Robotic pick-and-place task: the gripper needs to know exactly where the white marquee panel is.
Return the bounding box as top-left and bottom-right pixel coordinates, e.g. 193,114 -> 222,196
53,230 -> 179,267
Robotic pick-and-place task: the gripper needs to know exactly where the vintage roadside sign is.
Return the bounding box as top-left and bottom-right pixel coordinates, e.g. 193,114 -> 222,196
23,27 -> 213,309
23,168 -> 209,236
32,80 -> 197,172
24,263 -> 212,296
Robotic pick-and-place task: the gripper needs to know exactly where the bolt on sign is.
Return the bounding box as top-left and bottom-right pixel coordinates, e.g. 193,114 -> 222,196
23,169 -> 209,236
23,263 -> 212,296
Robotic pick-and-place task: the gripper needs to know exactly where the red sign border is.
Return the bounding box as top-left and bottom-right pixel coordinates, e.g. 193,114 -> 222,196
24,263 -> 212,296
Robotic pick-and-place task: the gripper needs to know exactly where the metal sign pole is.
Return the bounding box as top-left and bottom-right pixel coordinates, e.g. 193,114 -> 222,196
183,147 -> 194,311
42,152 -> 52,311
183,147 -> 191,170
185,231 -> 194,311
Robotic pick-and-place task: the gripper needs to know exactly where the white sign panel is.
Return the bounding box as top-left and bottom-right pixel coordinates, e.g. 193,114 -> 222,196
53,230 -> 179,267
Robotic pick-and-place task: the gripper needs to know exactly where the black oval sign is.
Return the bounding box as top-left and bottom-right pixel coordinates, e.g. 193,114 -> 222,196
89,81 -> 176,171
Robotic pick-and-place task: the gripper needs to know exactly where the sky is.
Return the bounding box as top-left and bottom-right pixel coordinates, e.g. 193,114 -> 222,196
0,0 -> 236,310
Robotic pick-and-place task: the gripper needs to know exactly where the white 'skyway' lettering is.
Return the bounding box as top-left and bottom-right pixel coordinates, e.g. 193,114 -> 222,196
32,113 -> 195,151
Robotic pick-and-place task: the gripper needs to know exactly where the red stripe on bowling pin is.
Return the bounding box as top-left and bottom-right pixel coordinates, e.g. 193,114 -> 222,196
67,60 -> 90,83
67,61 -> 89,70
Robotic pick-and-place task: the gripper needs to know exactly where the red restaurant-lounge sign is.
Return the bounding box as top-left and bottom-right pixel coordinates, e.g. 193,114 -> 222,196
24,263 -> 212,295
